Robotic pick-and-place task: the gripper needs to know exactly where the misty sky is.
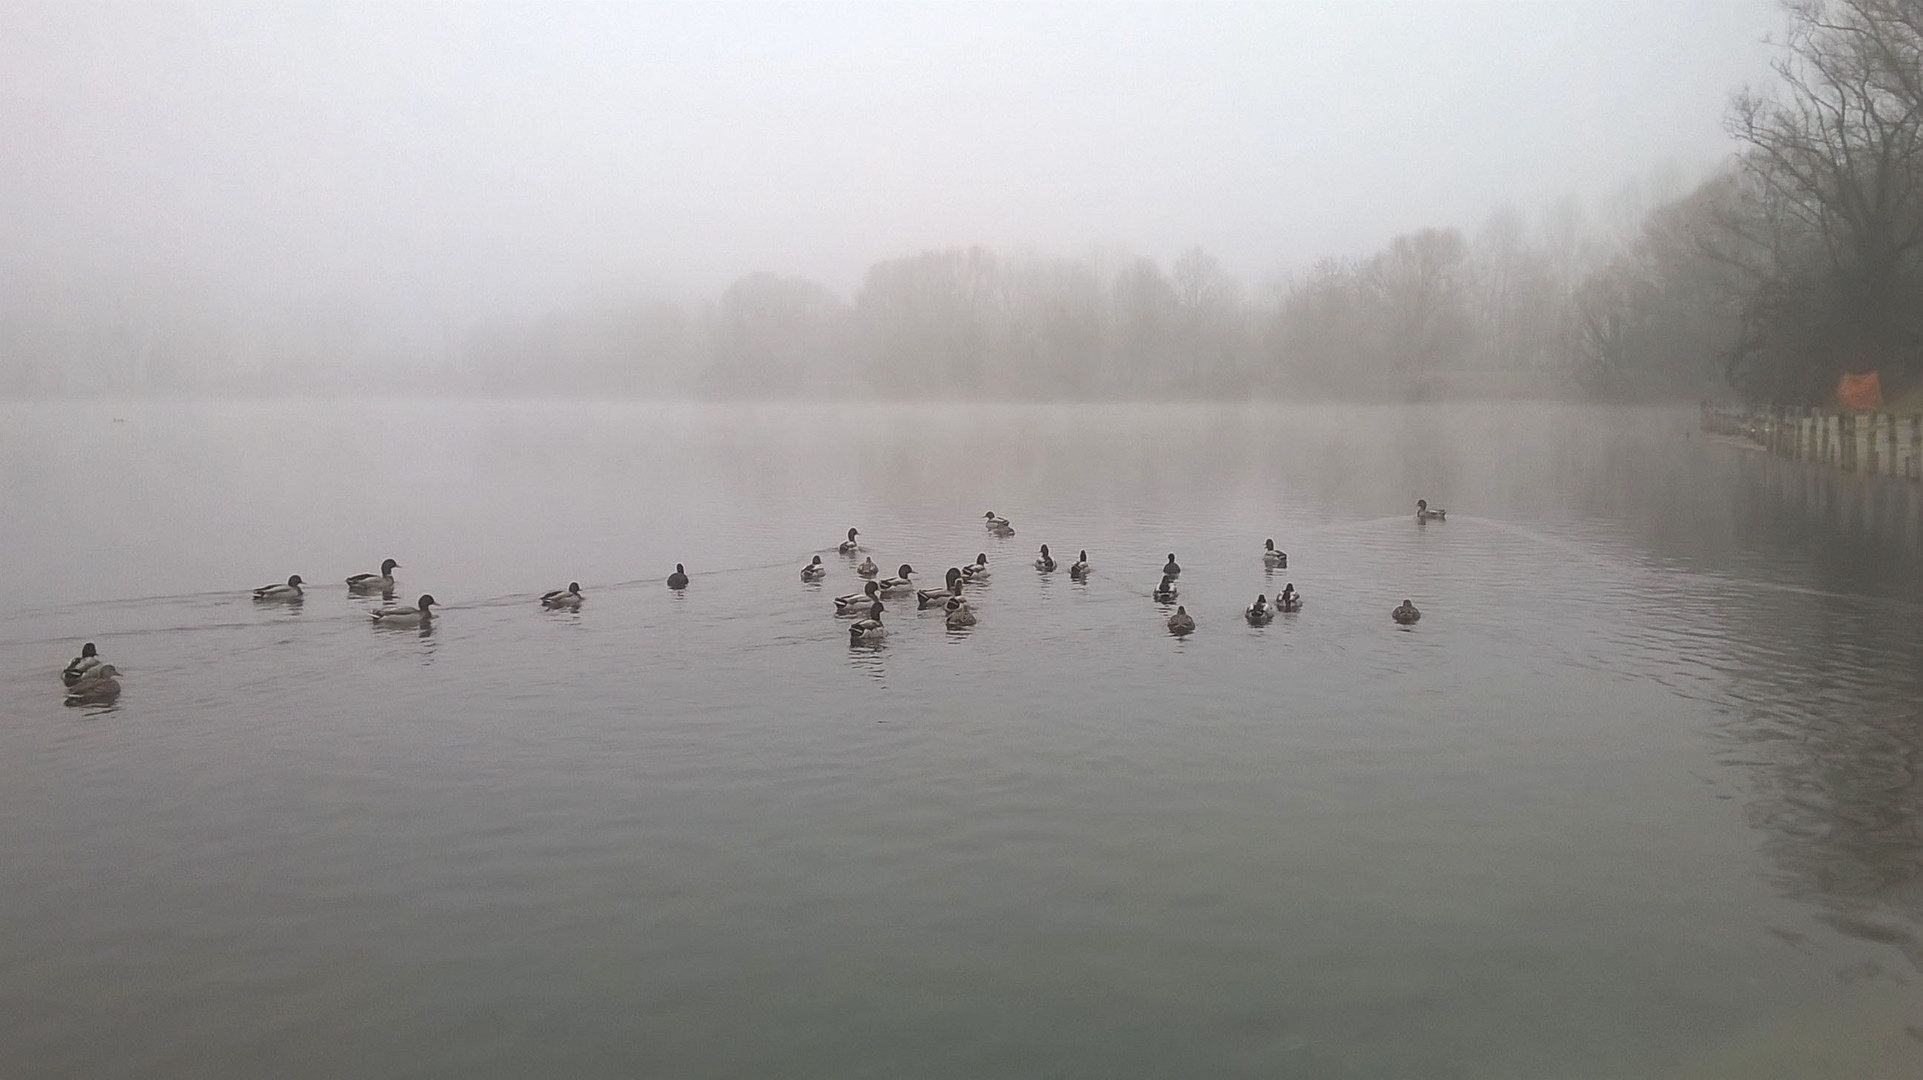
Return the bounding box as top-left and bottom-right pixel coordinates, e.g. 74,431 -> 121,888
3,1 -> 1783,329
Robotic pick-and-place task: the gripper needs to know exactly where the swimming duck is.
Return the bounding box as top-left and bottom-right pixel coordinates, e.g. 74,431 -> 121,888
839,528 -> 862,554
1245,594 -> 1274,625
1416,499 -> 1447,522
346,559 -> 401,592
835,580 -> 882,614
541,582 -> 584,610
62,642 -> 101,687
856,556 -> 880,578
877,564 -> 917,595
959,554 -> 991,582
983,511 -> 1010,531
1162,554 -> 1181,577
371,595 -> 436,627
849,601 -> 886,642
944,597 -> 977,628
919,567 -> 965,609
1069,550 -> 1090,579
801,555 -> 827,582
64,664 -> 121,704
1392,599 -> 1421,624
1167,606 -> 1196,635
1152,575 -> 1179,602
1278,583 -> 1302,612
667,564 -> 689,589
1035,544 -> 1056,572
253,575 -> 304,601
1262,540 -> 1287,568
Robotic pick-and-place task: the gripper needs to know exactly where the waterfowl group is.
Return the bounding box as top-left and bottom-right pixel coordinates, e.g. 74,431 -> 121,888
541,582 -> 584,610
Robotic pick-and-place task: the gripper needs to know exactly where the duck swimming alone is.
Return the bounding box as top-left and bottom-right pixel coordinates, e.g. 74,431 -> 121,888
1263,540 -> 1287,568
1167,606 -> 1196,635
64,664 -> 121,704
1069,550 -> 1089,579
983,511 -> 1010,531
371,594 -> 436,627
801,555 -> 827,582
849,601 -> 886,642
877,564 -> 917,595
346,559 -> 401,593
1035,545 -> 1056,572
918,567 -> 965,609
1278,583 -> 1302,612
1152,575 -> 1179,602
1245,594 -> 1274,625
667,564 -> 689,589
944,597 -> 977,628
1162,554 -> 1181,578
1392,599 -> 1422,624
856,556 -> 880,578
835,580 -> 882,614
253,575 -> 304,601
62,642 -> 101,687
839,528 -> 862,554
1416,499 -> 1447,522
960,554 -> 991,582
541,582 -> 584,610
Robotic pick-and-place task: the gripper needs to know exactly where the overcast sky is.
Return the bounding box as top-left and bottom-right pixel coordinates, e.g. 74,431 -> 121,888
2,1 -> 1784,327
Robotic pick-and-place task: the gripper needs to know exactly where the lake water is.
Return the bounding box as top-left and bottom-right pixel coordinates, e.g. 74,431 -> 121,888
3,400 -> 1922,1078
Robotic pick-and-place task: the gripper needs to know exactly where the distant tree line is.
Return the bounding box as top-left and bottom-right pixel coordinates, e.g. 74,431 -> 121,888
4,0 -> 1913,404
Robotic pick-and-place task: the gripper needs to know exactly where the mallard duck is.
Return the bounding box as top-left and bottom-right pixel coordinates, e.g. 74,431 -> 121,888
943,597 -> 977,628
849,601 -> 886,642
667,564 -> 689,589
959,553 -> 990,582
838,528 -> 862,554
877,564 -> 917,595
541,582 -> 584,609
983,511 -> 1009,531
1392,599 -> 1421,624
1245,594 -> 1274,625
1167,606 -> 1196,635
1152,575 -> 1178,602
1262,540 -> 1287,568
1034,544 -> 1056,572
64,664 -> 121,703
1162,554 -> 1181,577
253,575 -> 304,601
346,559 -> 401,592
801,555 -> 827,581
1278,583 -> 1302,612
856,556 -> 880,578
835,580 -> 882,613
371,595 -> 436,626
1416,499 -> 1446,522
919,567 -> 965,609
62,642 -> 101,687
1069,550 -> 1089,579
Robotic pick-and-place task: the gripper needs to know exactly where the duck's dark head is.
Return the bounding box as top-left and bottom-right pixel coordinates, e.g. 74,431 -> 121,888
984,511 -> 996,519
288,575 -> 304,587
1166,553 -> 1176,562
946,566 -> 963,586
80,642 -> 97,658
568,582 -> 581,594
1265,538 -> 1275,551
975,553 -> 987,565
899,564 -> 914,577
1402,599 -> 1413,607
865,580 -> 880,597
1158,574 -> 1173,588
418,594 -> 437,610
869,601 -> 884,620
381,558 -> 400,575
1078,550 -> 1087,561
811,555 -> 822,565
675,564 -> 685,574
1039,544 -> 1049,556
1417,500 -> 1428,510
847,528 -> 858,540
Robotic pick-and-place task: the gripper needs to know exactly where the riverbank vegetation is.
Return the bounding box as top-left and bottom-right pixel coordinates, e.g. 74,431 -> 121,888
2,1 -> 1914,404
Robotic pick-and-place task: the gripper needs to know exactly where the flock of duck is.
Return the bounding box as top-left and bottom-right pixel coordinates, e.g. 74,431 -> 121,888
54,502 -> 1446,705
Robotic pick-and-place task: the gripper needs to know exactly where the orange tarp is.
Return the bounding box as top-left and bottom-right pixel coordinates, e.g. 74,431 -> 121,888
1837,371 -> 1884,409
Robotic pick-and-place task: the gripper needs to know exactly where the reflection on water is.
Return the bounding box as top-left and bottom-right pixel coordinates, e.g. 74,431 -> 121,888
1,401 -> 1922,1078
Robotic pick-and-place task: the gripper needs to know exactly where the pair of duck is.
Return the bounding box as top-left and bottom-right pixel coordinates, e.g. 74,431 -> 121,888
255,559 -> 408,602
1244,586 -> 1304,625
1033,546 -> 1091,578
61,643 -> 122,703
846,593 -> 977,642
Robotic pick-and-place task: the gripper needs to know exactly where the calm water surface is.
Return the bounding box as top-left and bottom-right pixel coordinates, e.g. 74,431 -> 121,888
3,401 -> 1922,1078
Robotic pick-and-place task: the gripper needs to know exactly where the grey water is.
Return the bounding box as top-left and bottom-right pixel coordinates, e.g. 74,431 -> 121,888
4,400 -> 1922,1078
